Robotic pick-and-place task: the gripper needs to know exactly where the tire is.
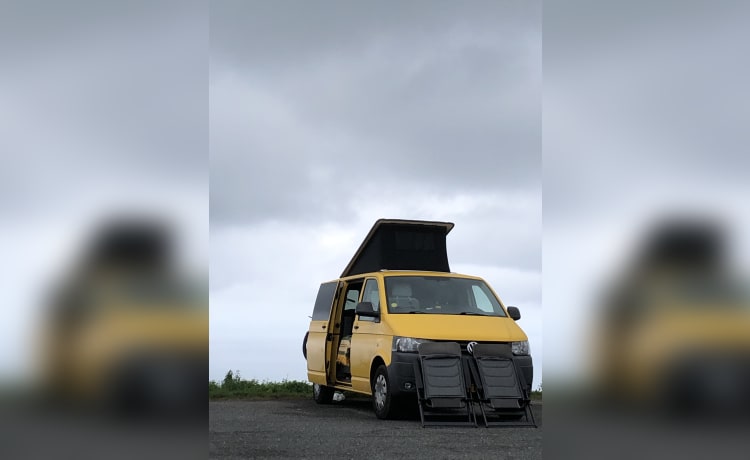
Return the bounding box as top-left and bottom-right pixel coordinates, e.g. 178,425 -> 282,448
312,382 -> 334,404
302,332 -> 309,360
371,365 -> 399,419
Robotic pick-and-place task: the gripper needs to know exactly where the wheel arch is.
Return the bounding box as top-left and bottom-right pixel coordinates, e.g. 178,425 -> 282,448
370,355 -> 386,385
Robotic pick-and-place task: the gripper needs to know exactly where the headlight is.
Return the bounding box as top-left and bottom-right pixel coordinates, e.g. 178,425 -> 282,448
393,336 -> 432,353
511,340 -> 530,356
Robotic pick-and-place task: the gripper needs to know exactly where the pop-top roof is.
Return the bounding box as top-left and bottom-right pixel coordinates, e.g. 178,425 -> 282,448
341,219 -> 455,277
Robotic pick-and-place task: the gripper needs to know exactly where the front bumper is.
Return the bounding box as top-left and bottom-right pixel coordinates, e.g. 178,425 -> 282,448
388,352 -> 421,397
387,350 -> 534,397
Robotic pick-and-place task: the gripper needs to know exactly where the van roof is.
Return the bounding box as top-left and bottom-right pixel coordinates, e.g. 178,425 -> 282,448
340,219 -> 454,277
334,270 -> 482,282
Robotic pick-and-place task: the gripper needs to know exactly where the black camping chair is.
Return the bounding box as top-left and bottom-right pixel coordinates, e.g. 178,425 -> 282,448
414,342 -> 476,427
468,343 -> 536,427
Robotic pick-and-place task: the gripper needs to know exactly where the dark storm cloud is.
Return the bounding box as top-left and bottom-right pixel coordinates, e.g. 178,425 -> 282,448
210,0 -> 541,225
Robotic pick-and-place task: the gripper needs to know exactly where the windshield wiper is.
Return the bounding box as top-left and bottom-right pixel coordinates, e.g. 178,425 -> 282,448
458,312 -> 491,316
407,310 -> 425,314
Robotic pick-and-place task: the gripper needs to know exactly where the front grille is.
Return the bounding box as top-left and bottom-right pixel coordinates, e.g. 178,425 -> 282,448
436,340 -> 509,356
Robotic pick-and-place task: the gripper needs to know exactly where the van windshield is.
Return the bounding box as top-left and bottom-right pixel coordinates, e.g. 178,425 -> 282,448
384,276 -> 507,316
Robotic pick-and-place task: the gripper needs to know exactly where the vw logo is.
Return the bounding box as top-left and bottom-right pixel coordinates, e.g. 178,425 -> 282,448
467,341 -> 478,355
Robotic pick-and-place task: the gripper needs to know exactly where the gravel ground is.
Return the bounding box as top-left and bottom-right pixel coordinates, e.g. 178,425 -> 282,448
209,397 -> 542,459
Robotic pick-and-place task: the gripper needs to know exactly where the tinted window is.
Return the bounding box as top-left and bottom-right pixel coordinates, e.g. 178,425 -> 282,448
311,282 -> 337,320
385,276 -> 506,316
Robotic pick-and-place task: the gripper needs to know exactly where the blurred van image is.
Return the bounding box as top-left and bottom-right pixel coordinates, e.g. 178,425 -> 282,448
39,218 -> 207,417
302,219 -> 533,420
593,219 -> 750,416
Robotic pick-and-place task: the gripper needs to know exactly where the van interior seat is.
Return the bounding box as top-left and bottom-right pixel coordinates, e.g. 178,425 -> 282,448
391,282 -> 419,308
392,283 -> 412,297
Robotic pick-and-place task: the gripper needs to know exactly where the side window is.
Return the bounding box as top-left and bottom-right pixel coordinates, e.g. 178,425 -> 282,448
343,283 -> 362,312
471,285 -> 494,313
312,282 -> 337,320
360,279 -> 380,322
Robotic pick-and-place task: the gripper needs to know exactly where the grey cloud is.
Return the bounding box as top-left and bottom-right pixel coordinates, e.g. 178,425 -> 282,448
543,1 -> 750,223
210,1 -> 537,71
450,210 -> 541,272
210,0 -> 541,225
0,0 -> 207,214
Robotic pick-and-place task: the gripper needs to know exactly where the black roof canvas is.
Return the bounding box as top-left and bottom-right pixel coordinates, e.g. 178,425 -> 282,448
341,219 -> 455,277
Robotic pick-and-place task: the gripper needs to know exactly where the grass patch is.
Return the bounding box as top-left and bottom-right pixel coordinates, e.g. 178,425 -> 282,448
209,370 -> 312,400
530,382 -> 542,401
210,370 -> 542,402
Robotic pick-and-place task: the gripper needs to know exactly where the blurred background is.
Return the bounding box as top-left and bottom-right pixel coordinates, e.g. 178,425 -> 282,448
0,1 -> 207,459
544,1 -> 750,458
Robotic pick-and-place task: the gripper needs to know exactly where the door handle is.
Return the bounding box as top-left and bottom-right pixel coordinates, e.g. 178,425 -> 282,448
321,325 -> 326,329
353,325 -> 359,330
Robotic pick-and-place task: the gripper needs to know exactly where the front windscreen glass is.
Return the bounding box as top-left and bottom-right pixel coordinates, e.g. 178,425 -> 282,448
384,276 -> 507,316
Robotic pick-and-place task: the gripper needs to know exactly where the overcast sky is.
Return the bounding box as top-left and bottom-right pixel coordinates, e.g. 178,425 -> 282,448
209,0 -> 542,387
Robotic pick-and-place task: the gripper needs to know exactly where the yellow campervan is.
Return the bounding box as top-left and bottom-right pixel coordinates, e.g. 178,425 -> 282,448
303,219 -> 533,419
593,220 -> 750,416
40,218 -> 207,416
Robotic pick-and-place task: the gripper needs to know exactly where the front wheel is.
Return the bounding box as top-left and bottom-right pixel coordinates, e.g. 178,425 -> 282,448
372,365 -> 399,419
312,383 -> 334,404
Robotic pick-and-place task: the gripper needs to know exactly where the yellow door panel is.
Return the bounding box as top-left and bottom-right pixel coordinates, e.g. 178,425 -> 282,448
306,320 -> 331,384
350,319 -> 391,393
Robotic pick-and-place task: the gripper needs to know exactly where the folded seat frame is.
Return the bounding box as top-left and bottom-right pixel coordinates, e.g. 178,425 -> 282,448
468,343 -> 536,427
414,342 -> 477,427
413,341 -> 536,428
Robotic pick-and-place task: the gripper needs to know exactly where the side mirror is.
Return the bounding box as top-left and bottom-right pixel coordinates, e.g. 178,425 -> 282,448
355,301 -> 379,318
507,306 -> 521,321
